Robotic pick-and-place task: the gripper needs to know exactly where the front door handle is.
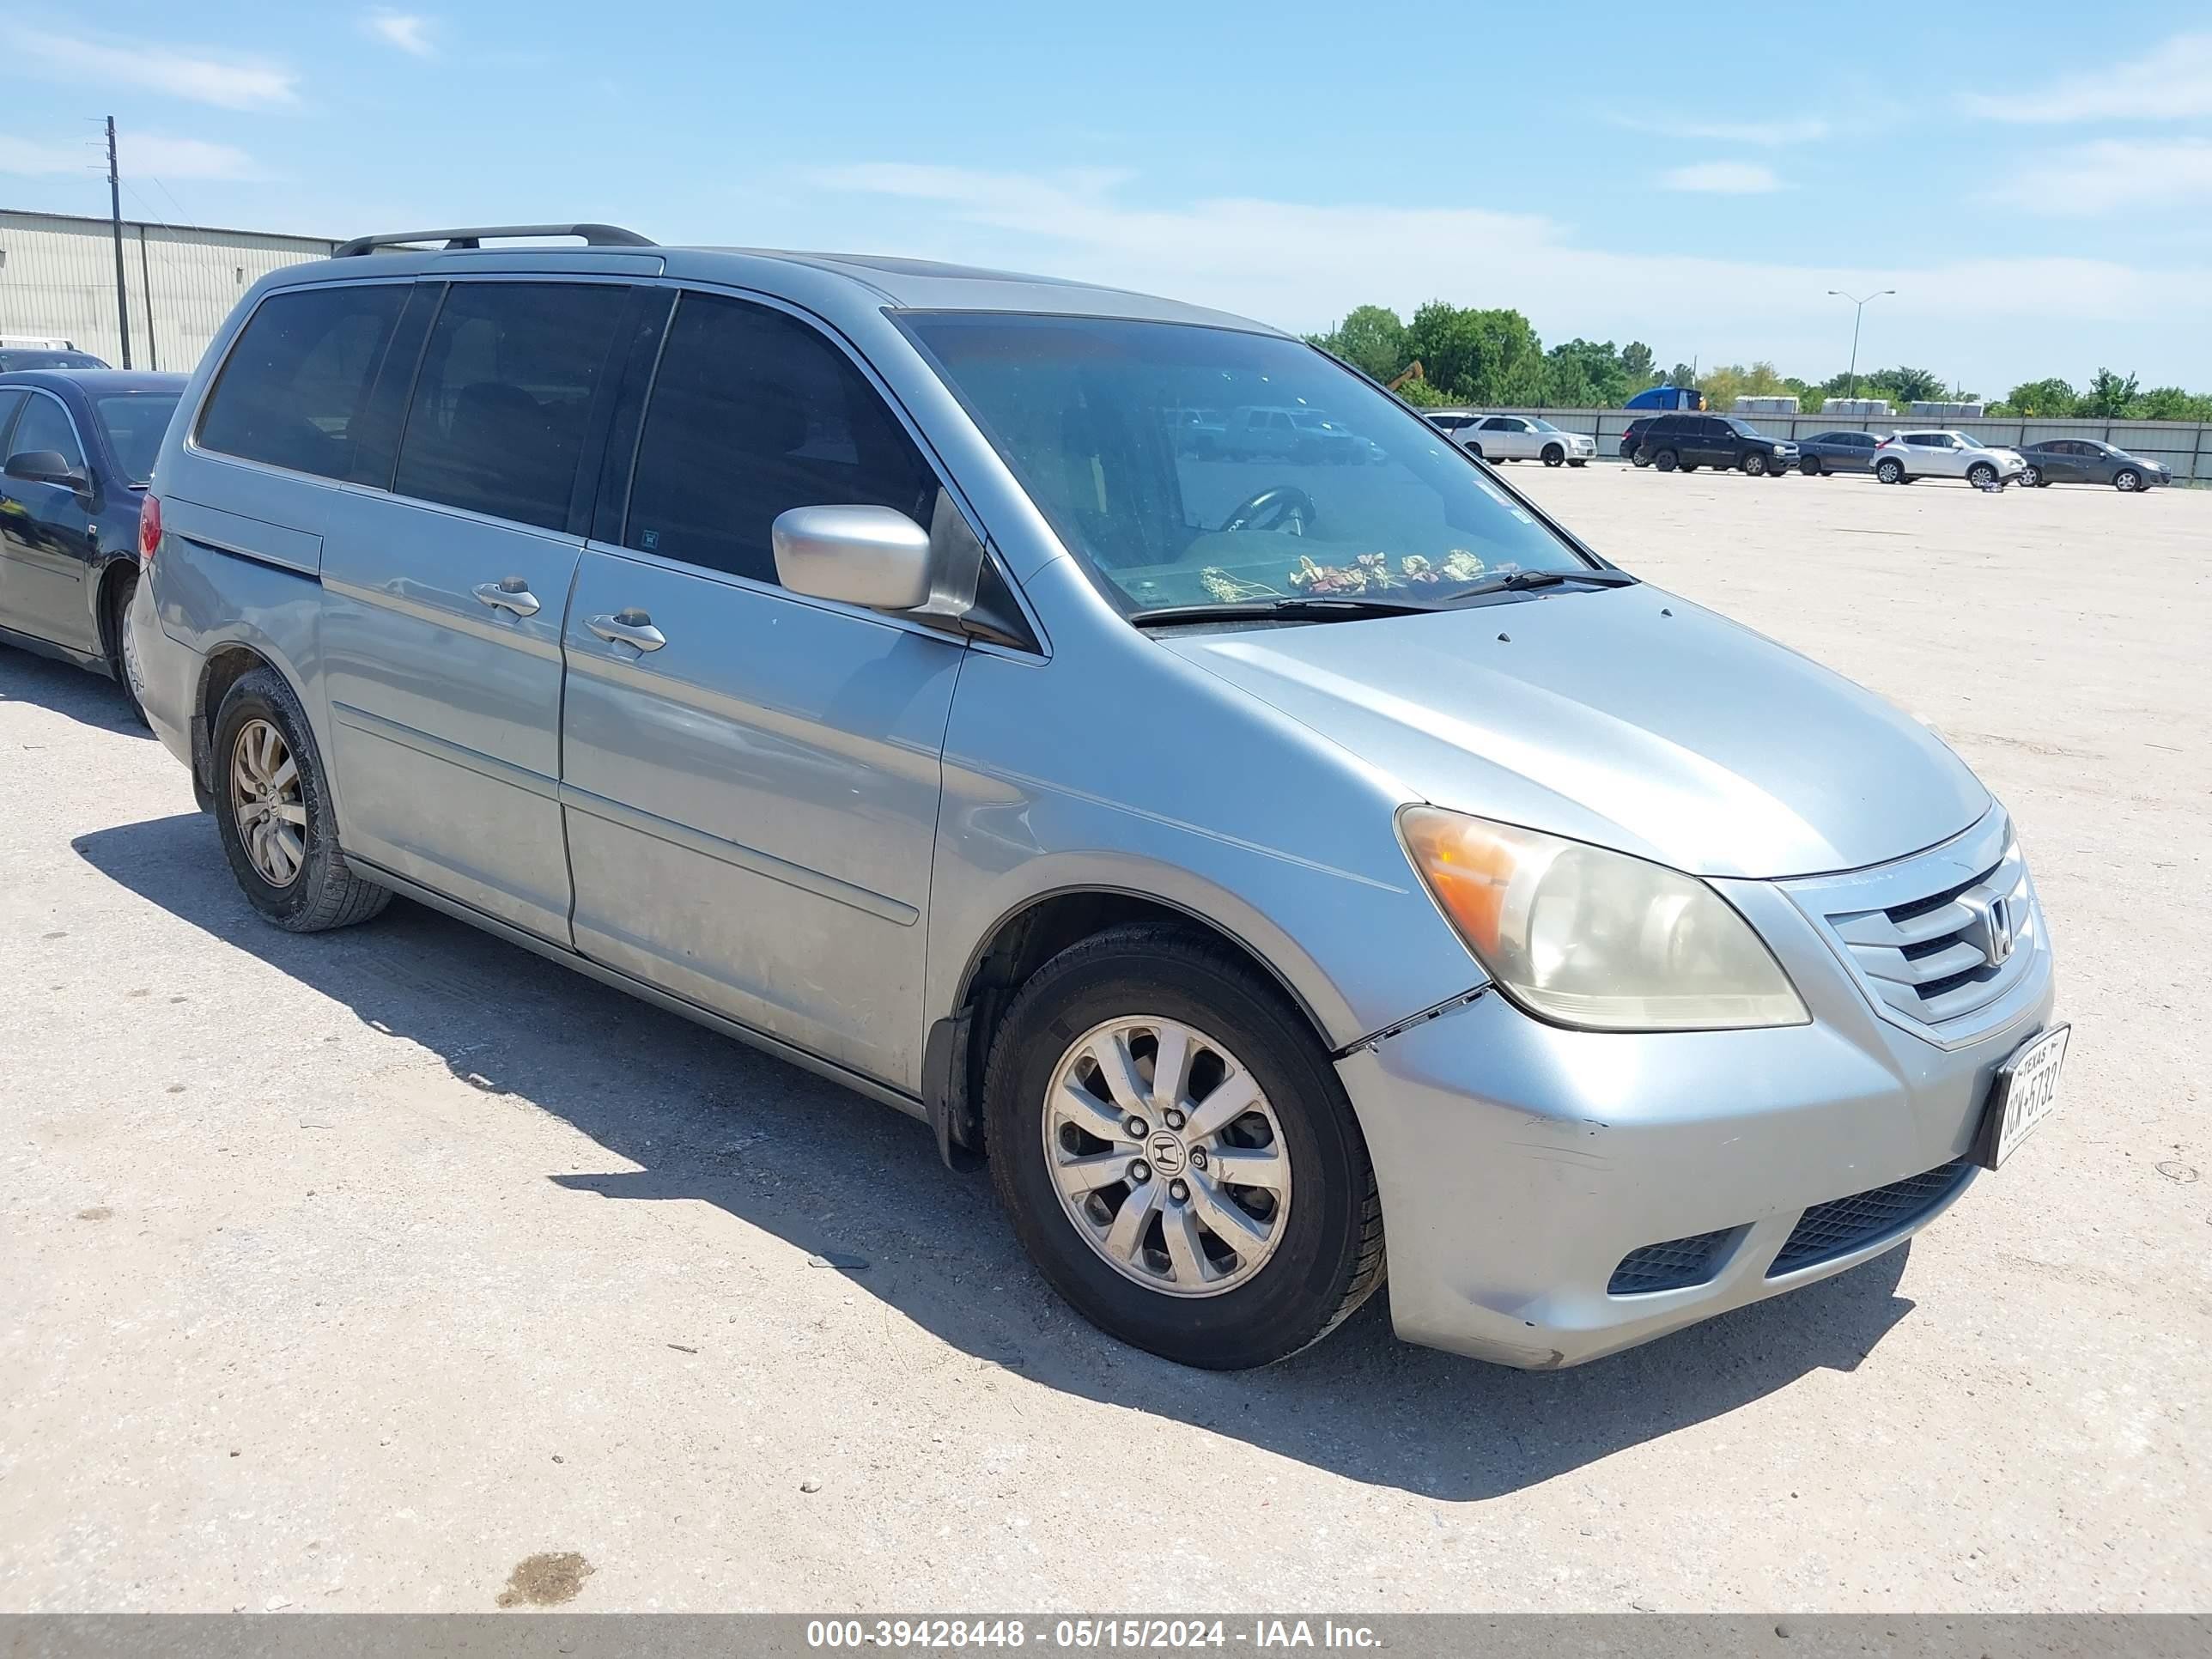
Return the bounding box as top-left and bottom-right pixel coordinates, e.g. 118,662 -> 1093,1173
473,577 -> 541,617
587,609 -> 666,653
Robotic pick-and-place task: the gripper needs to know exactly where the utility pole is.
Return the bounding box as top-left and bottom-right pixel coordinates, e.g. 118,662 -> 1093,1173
105,116 -> 132,369
1827,288 -> 1893,401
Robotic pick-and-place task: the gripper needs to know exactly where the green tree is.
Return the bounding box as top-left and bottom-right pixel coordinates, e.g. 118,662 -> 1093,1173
2136,385 -> 2212,421
1309,304 -> 1409,383
2081,368 -> 2142,418
1620,341 -> 1656,385
1545,338 -> 1630,407
1864,366 -> 1945,404
1405,301 -> 1547,405
2006,378 -> 2079,416
1668,362 -> 1698,391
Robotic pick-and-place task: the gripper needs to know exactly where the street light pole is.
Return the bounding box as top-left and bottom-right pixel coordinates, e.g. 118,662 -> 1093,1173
1827,288 -> 1894,401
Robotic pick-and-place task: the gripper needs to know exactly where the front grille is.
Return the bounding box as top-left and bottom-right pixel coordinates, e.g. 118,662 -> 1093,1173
1607,1227 -> 1736,1295
1813,827 -> 2036,1032
1768,1160 -> 1970,1276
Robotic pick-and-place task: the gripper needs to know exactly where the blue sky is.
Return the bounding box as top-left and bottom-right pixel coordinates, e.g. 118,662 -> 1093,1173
5,2 -> 2210,393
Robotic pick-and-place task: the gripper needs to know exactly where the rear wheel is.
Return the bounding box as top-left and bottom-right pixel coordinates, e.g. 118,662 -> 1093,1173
1567,458 -> 1587,468
1652,449 -> 1679,472
102,563 -> 149,729
2115,468 -> 2142,492
1875,457 -> 1905,484
212,668 -> 392,933
985,926 -> 1384,1370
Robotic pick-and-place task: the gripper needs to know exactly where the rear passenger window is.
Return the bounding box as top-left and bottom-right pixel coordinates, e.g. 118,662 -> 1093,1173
623,292 -> 935,585
198,283 -> 409,481
393,282 -> 629,532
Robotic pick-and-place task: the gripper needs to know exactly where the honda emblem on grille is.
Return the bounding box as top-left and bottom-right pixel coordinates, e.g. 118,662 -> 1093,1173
1966,892 -> 2016,966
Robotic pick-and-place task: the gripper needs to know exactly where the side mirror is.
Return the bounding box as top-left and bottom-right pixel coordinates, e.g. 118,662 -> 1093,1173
771,506 -> 932,611
6,449 -> 89,493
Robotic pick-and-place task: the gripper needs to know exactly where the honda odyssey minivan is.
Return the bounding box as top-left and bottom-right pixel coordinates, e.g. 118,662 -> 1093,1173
131,224 -> 2064,1370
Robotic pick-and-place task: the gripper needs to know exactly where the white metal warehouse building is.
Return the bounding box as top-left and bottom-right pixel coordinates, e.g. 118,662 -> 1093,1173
0,208 -> 337,375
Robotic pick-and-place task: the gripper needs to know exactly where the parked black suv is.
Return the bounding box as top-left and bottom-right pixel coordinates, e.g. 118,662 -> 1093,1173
1632,413 -> 1798,477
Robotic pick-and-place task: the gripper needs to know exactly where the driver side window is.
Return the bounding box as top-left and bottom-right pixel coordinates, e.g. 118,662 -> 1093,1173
9,393 -> 86,471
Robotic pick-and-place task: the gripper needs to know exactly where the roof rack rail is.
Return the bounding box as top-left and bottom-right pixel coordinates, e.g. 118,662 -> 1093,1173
332,223 -> 656,258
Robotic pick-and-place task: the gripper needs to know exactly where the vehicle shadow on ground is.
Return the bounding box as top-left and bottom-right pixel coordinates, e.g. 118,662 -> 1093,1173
77,810 -> 1919,1503
0,644 -> 149,737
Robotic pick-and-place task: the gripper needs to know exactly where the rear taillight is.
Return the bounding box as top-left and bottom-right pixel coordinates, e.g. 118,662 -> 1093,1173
137,491 -> 161,562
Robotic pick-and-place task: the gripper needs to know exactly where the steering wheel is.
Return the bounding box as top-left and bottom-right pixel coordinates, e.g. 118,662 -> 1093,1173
1218,485 -> 1317,536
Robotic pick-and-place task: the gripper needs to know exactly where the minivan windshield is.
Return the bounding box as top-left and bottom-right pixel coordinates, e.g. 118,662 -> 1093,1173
902,314 -> 1597,617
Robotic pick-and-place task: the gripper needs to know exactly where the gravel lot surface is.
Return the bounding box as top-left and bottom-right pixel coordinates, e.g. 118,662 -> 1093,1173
3,465 -> 2205,1613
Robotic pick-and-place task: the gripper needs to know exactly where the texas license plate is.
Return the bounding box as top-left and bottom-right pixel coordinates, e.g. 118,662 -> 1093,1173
1978,1024 -> 2069,1170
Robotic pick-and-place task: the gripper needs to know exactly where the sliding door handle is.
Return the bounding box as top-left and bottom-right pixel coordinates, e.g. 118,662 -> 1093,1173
587,609 -> 666,653
472,578 -> 541,617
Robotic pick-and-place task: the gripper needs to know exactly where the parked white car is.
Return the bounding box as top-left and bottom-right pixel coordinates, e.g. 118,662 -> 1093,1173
1430,412 -> 1595,467
1872,430 -> 2026,488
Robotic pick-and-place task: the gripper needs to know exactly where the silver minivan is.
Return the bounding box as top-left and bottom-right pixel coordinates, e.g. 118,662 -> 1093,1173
131,225 -> 2064,1370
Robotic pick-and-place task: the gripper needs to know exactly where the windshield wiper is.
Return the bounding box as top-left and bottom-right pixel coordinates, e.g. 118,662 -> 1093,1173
1447,567 -> 1638,602
1128,595 -> 1440,628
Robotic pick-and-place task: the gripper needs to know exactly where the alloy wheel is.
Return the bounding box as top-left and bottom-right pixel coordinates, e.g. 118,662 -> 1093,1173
1042,1016 -> 1292,1297
230,717 -> 307,887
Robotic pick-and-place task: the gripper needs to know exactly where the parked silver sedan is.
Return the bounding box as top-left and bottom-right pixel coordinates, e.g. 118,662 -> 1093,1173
131,226 -> 2064,1370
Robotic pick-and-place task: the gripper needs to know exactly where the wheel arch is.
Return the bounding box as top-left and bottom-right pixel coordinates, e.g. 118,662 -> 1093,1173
91,554 -> 139,673
925,885 -> 1343,1171
190,639 -> 313,808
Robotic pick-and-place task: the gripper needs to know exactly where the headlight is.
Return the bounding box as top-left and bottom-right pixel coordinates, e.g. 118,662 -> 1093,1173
1398,807 -> 1808,1031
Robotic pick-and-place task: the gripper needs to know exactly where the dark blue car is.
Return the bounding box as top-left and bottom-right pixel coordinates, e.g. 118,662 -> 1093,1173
0,368 -> 187,723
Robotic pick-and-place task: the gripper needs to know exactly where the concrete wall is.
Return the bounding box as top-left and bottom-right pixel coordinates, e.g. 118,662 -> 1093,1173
0,209 -> 337,374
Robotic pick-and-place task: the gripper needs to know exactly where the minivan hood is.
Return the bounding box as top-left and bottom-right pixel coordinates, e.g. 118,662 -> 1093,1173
1163,586 -> 1989,879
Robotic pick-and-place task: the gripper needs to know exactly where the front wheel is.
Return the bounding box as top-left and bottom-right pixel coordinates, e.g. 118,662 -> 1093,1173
1966,461 -> 1998,489
2019,464 -> 2042,488
1799,456 -> 1822,477
212,668 -> 392,933
1875,458 -> 1905,484
1742,452 -> 1769,477
2115,468 -> 2142,492
1567,458 -> 1587,468
1541,444 -> 1565,467
985,926 -> 1385,1370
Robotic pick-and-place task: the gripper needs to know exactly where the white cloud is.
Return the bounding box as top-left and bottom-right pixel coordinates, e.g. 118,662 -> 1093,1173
1991,137 -> 2212,215
0,130 -> 264,183
8,31 -> 296,109
1659,161 -> 1784,194
802,163 -> 2212,389
0,135 -> 90,175
1617,115 -> 1828,146
365,10 -> 435,56
1964,30 -> 2212,123
125,134 -> 266,182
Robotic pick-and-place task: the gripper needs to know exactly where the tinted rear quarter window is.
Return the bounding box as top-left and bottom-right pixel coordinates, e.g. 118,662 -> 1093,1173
622,291 -> 936,585
96,394 -> 184,485
392,282 -> 630,532
198,283 -> 410,481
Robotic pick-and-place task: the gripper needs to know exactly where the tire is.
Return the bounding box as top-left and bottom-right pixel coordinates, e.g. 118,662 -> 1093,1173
1652,449 -> 1679,472
1465,442 -> 1484,461
2019,464 -> 2041,488
984,924 -> 1385,1370
1966,462 -> 1997,489
211,667 -> 392,933
1742,452 -> 1768,477
2115,469 -> 2142,492
1679,462 -> 1700,472
1541,443 -> 1565,467
101,562 -> 149,729
1567,459 -> 1587,468
1875,458 -> 1905,484
1799,456 -> 1822,477
1630,452 -> 1650,468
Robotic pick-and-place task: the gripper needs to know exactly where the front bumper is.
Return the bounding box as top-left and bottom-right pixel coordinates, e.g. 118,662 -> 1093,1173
1337,832 -> 2057,1369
